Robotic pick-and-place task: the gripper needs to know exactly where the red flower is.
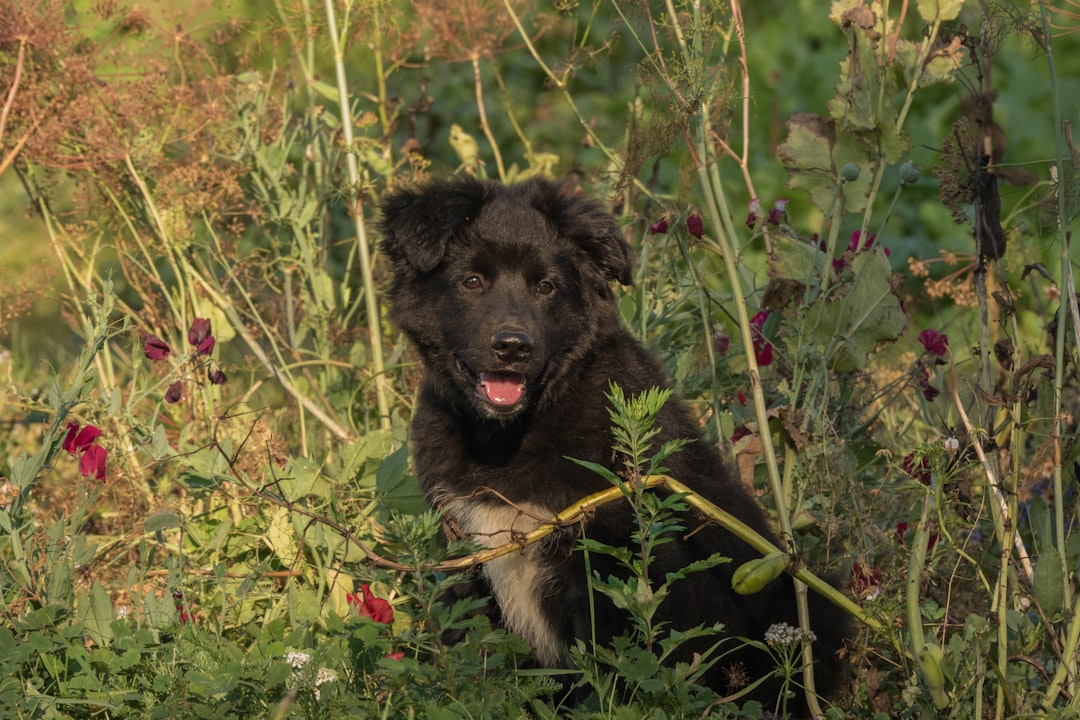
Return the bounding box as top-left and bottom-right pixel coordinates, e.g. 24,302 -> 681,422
714,330 -> 730,355
731,426 -> 752,443
63,422 -> 101,454
79,445 -> 107,481
686,212 -> 704,239
348,584 -> 394,624
649,218 -> 668,235
847,562 -> 882,599
902,452 -> 931,485
918,329 -> 949,357
165,381 -> 183,404
767,199 -> 788,226
144,335 -> 171,361
385,651 -> 405,661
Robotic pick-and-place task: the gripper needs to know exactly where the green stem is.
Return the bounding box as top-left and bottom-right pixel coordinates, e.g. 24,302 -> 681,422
323,0 -> 391,429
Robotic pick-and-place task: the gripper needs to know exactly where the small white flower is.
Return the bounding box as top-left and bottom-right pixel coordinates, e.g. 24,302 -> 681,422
117,605 -> 129,619
764,622 -> 817,647
285,651 -> 311,669
315,667 -> 336,686
944,436 -> 960,454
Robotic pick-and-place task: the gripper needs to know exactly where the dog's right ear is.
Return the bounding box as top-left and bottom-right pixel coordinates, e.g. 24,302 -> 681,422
379,177 -> 489,272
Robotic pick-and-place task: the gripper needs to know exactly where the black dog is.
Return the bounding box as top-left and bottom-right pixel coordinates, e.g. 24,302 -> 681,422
379,176 -> 849,710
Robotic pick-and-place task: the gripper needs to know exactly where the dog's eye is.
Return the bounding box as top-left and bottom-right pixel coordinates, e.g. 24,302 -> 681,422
536,280 -> 556,296
462,275 -> 483,291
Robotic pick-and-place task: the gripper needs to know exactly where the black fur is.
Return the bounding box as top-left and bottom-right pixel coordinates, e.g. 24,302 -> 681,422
380,176 -> 849,710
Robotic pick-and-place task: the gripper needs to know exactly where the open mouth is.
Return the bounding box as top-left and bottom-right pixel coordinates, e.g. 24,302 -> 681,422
476,370 -> 528,410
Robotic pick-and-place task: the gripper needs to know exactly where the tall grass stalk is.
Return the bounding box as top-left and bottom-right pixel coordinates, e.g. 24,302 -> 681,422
324,0 -> 391,429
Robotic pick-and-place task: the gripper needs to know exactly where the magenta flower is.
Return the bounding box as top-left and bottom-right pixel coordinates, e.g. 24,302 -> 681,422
686,212 -> 704,239
188,318 -> 215,355
767,199 -> 789,226
144,335 -> 171,361
165,381 -> 183,404
79,445 -> 107,481
348,584 -> 394,624
731,426 -> 752,443
714,330 -> 730,355
62,422 -> 106,481
63,422 -> 101,454
749,311 -> 774,367
208,367 -> 227,386
746,197 -> 762,228
649,218 -> 669,235
901,452 -> 931,485
918,329 -> 949,357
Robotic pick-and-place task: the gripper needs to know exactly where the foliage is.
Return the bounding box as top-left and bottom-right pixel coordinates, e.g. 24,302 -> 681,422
2,0 -> 1080,717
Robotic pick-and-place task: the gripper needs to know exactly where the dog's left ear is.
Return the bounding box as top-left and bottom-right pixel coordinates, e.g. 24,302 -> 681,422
532,182 -> 633,287
380,176 -> 489,272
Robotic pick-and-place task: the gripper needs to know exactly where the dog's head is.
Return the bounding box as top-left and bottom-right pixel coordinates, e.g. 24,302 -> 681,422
379,176 -> 633,419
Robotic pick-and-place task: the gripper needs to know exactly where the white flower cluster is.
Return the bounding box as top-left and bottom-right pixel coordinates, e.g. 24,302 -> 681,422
285,651 -> 311,669
314,667 -> 337,701
764,622 -> 817,647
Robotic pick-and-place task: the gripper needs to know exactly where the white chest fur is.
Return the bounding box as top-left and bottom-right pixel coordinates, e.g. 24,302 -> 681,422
441,498 -> 568,666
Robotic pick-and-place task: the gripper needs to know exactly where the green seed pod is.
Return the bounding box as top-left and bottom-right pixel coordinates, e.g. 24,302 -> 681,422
916,642 -> 950,709
899,160 -> 922,185
731,551 -> 787,595
840,163 -> 861,182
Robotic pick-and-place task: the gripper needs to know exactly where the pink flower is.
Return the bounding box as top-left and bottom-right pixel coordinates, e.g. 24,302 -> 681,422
385,651 -> 405,661
915,361 -> 940,401
63,422 -> 101,454
188,318 -> 215,355
649,218 -> 669,235
918,329 -> 949,357
714,330 -> 730,355
736,390 -> 747,406
348,584 -> 394,624
746,197 -> 762,228
686,212 -> 704,239
767,199 -> 788,226
144,335 -> 171,361
208,368 -> 227,385
79,445 -> 107,481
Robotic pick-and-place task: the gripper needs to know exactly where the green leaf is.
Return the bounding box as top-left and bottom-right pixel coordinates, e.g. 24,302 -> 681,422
77,581 -> 116,646
144,511 -> 182,533
807,249 -> 906,371
916,0 -> 963,22
376,446 -> 427,515
778,113 -> 876,215
1033,556 -> 1065,615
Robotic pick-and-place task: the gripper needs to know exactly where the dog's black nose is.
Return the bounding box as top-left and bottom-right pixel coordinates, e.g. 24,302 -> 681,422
491,330 -> 533,363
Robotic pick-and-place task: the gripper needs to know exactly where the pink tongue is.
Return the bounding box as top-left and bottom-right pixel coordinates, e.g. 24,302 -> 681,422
479,372 -> 526,406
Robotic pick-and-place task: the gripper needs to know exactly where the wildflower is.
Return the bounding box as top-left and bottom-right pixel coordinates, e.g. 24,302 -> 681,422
314,667 -> 336,701
285,651 -> 311,669
172,590 -> 193,624
79,445 -> 107,481
63,422 -> 101,454
943,436 -> 960,454
649,218 -> 668,235
915,361 -> 940,401
63,422 -> 107,481
767,198 -> 788,226
686,212 -> 704,239
117,605 -> 129,619
714,330 -> 730,355
385,651 -> 405,661
746,197 -> 762,228
347,584 -> 394,624
165,381 -> 183,404
918,328 -> 949,357
144,334 -> 171,360
901,452 -> 931,485
208,367 -> 227,385
736,390 -> 747,406
731,426 -> 752,443
764,622 -> 816,646
188,318 -> 215,355
749,311 -> 774,367
847,562 -> 882,599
